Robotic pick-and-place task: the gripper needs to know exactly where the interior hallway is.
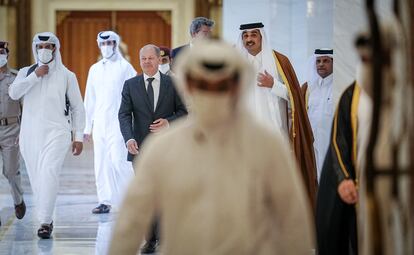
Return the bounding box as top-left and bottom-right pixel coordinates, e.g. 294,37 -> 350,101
0,141 -> 148,255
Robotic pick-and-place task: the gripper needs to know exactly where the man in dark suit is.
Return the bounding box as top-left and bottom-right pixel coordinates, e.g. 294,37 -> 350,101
118,44 -> 187,253
171,17 -> 214,62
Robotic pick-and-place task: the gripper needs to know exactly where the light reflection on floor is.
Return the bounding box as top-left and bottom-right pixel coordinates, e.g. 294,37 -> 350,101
0,142 -> 156,255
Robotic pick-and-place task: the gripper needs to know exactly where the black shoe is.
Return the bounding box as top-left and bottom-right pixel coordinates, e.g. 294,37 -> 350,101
140,241 -> 158,254
37,222 -> 53,239
92,204 -> 111,214
15,199 -> 26,219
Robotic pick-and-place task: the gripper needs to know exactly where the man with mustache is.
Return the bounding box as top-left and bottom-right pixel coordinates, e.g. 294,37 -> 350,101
302,49 -> 334,183
236,22 -> 317,211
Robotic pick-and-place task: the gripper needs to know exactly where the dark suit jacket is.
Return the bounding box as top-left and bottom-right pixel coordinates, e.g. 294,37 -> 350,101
118,71 -> 188,161
171,44 -> 189,60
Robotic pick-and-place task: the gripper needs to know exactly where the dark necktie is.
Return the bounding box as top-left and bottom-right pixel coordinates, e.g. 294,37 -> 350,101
147,77 -> 155,111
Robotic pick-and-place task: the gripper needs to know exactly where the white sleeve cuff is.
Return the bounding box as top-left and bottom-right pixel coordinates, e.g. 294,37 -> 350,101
74,132 -> 84,142
84,124 -> 92,135
271,80 -> 289,101
126,138 -> 136,146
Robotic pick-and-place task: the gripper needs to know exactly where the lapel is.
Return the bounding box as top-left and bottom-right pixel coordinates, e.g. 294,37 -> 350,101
155,72 -> 167,113
137,75 -> 153,112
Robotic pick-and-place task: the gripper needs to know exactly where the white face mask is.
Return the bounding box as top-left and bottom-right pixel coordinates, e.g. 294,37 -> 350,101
0,54 -> 7,67
37,49 -> 54,64
100,45 -> 114,59
190,90 -> 236,127
159,63 -> 170,74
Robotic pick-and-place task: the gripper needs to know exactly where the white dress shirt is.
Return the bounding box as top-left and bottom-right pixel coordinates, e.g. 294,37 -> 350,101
307,73 -> 334,181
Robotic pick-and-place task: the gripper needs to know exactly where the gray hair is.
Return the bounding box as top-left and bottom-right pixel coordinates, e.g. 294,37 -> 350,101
140,44 -> 160,57
189,17 -> 215,36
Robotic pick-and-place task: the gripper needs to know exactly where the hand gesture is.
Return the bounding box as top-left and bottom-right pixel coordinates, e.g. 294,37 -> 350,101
127,139 -> 139,155
72,141 -> 83,156
257,70 -> 274,88
150,118 -> 169,133
337,179 -> 358,204
35,65 -> 49,78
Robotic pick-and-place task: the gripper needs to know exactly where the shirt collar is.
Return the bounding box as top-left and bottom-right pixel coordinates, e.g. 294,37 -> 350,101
144,71 -> 161,82
318,73 -> 333,86
247,50 -> 262,59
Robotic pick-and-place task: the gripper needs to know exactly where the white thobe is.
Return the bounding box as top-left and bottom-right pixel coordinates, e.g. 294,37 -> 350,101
9,60 -> 85,224
246,52 -> 289,137
84,56 -> 136,207
109,114 -> 315,255
307,74 -> 334,182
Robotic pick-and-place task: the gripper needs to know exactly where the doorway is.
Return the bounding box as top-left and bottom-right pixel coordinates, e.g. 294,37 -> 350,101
56,10 -> 171,96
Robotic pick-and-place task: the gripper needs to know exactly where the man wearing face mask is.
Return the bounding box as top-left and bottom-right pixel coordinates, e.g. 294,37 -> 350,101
158,46 -> 172,75
9,32 -> 85,239
110,40 -> 315,255
84,31 -> 137,215
0,41 -> 26,227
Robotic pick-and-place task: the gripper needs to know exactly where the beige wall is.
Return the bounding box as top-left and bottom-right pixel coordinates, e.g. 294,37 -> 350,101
32,0 -> 195,48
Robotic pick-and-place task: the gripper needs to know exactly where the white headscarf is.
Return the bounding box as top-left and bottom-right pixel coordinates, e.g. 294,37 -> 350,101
306,48 -> 333,86
32,32 -> 64,68
96,31 -> 125,61
174,39 -> 255,112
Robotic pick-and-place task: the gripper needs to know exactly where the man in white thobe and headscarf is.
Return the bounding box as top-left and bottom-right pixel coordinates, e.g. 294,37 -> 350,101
235,22 -> 317,211
108,40 -> 315,255
9,32 -> 85,239
84,31 -> 137,214
301,49 -> 334,182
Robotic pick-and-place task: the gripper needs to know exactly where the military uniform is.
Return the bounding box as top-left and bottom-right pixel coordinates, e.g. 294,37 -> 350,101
0,67 -> 24,207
